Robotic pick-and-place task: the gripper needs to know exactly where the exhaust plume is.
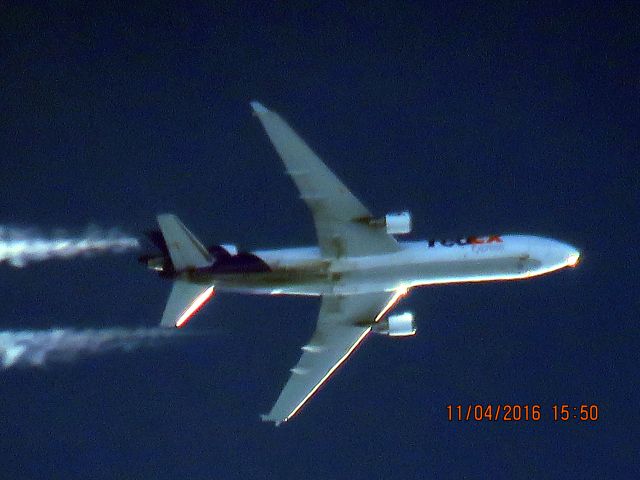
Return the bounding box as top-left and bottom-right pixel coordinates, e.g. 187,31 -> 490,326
0,225 -> 139,267
0,327 -> 182,369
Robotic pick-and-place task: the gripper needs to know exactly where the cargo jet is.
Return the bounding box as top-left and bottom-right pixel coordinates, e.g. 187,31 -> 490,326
141,101 -> 580,425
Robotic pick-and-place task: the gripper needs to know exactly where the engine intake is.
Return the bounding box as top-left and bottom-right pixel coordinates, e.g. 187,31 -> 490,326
367,211 -> 412,235
220,244 -> 239,256
374,311 -> 416,337
385,212 -> 411,235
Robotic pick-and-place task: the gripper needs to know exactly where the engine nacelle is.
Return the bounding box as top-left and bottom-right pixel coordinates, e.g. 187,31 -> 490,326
138,254 -> 169,272
374,311 -> 416,337
384,211 -> 412,235
147,256 -> 166,271
220,244 -> 239,256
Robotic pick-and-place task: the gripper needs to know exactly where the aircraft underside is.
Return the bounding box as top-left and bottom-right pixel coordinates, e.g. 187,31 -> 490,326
141,101 -> 580,425
187,253 -> 543,296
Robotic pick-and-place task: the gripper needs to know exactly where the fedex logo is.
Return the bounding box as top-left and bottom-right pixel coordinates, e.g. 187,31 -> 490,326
427,235 -> 503,248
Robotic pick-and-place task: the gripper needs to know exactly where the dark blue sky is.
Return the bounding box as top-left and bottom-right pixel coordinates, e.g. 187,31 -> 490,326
0,2 -> 637,478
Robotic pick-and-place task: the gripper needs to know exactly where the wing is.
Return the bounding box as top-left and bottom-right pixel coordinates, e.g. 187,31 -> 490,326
261,291 -> 402,425
251,101 -> 399,258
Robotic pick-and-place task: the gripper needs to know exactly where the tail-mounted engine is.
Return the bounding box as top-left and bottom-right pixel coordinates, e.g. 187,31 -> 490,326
138,253 -> 174,277
373,311 -> 416,337
139,227 -> 242,276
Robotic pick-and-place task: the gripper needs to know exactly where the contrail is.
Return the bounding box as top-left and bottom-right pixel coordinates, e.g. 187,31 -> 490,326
0,327 -> 185,369
0,225 -> 139,267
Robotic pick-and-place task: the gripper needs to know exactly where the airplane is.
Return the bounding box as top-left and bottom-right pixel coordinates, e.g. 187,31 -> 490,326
140,101 -> 581,426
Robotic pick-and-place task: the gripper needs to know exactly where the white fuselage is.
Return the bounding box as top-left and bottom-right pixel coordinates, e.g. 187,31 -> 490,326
196,235 -> 580,296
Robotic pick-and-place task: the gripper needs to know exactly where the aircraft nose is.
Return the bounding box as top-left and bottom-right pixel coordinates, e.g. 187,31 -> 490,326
541,240 -> 581,271
565,249 -> 580,268
554,240 -> 580,268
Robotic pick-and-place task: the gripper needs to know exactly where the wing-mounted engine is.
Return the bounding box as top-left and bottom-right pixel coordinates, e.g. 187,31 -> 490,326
365,211 -> 412,235
373,311 -> 416,336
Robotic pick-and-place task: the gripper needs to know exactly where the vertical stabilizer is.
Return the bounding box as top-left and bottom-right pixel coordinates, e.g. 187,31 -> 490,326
156,214 -> 212,271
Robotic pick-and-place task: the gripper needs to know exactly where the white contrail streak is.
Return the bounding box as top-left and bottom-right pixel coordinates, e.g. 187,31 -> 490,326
0,225 -> 139,267
0,328 -> 181,369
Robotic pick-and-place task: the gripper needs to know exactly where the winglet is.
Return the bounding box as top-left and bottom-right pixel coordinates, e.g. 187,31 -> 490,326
250,101 -> 268,114
260,414 -> 283,427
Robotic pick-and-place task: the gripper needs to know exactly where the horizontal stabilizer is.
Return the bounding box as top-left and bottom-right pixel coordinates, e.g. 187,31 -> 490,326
157,214 -> 212,271
161,277 -> 214,328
